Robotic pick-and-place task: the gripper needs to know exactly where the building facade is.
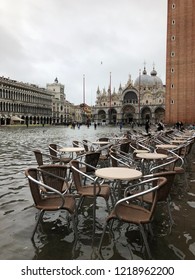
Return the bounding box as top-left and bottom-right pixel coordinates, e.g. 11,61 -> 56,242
92,67 -> 165,125
47,79 -> 67,124
165,0 -> 195,124
0,76 -> 52,125
0,76 -> 83,126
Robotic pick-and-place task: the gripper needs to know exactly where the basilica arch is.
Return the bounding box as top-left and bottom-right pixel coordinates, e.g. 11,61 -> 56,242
154,107 -> 165,123
97,109 -> 106,122
108,108 -> 117,124
141,106 -> 152,121
123,90 -> 138,104
122,105 -> 135,123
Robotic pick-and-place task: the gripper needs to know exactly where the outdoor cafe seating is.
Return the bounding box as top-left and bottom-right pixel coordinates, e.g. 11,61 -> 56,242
25,167 -> 77,242
26,128 -> 195,259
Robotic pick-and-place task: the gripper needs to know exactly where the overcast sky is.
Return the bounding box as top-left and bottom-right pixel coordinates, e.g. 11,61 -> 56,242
0,0 -> 167,105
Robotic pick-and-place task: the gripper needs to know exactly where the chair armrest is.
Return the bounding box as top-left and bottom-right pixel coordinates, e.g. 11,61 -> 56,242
70,161 -> 96,182
26,174 -> 65,209
37,168 -> 71,191
123,176 -> 163,197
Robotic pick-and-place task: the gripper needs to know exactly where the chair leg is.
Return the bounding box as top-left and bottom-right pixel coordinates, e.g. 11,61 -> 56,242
184,172 -> 189,190
106,200 -> 110,213
139,224 -> 152,259
166,197 -> 174,230
98,221 -> 109,254
71,214 -> 78,237
77,196 -> 85,212
31,210 -> 44,241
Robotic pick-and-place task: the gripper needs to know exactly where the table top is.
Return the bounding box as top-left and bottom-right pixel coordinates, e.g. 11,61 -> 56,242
59,147 -> 85,152
133,149 -> 149,153
92,141 -> 110,145
95,167 -> 142,180
170,139 -> 186,144
173,137 -> 189,140
156,144 -> 177,149
136,152 -> 168,160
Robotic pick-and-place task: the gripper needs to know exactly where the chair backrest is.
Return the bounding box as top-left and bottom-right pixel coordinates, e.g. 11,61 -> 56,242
109,151 -> 119,167
82,140 -> 89,152
33,149 -> 44,166
98,137 -> 109,142
120,141 -> 130,153
25,168 -> 43,207
72,140 -> 85,156
72,140 -> 79,148
85,152 -> 101,172
49,143 -> 58,157
145,171 -> 176,202
149,156 -> 177,173
39,164 -> 69,192
25,168 -> 65,210
70,160 -> 83,192
121,177 -> 167,220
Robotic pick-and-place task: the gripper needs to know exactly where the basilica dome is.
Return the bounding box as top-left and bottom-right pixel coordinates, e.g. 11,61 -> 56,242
134,67 -> 163,89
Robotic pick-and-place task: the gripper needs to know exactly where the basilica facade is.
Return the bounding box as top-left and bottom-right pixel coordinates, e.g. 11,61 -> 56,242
92,67 -> 165,125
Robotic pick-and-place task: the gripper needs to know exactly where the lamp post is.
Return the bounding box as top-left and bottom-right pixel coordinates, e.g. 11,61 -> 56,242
138,69 -> 141,124
109,72 -> 112,124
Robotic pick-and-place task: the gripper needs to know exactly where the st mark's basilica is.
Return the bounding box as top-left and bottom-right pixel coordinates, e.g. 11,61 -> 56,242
92,66 -> 165,126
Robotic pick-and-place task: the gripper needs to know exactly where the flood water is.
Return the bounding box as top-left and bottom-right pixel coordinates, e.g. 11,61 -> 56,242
0,125 -> 195,260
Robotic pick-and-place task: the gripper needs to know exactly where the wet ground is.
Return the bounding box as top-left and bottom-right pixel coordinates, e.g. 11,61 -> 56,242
0,125 -> 195,260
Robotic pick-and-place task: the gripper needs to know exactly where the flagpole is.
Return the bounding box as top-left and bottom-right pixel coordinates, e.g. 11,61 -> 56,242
83,74 -> 85,105
138,69 -> 141,123
109,72 -> 111,109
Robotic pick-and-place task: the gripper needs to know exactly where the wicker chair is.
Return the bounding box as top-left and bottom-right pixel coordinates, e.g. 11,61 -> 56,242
141,171 -> 176,230
49,143 -> 72,164
98,177 -> 167,259
25,167 -> 77,241
39,164 -> 71,194
33,149 -> 60,166
74,151 -> 101,184
70,159 -> 111,232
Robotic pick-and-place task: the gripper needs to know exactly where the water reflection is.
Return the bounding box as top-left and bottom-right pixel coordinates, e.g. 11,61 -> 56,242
0,125 -> 195,260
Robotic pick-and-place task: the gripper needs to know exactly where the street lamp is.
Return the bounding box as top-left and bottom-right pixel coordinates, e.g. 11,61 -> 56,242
138,69 -> 141,123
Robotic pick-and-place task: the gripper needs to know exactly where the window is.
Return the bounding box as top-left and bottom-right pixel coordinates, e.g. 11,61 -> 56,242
171,68 -> 174,73
171,99 -> 174,104
171,52 -> 175,57
171,84 -> 174,89
171,35 -> 175,40
172,3 -> 175,9
172,20 -> 175,25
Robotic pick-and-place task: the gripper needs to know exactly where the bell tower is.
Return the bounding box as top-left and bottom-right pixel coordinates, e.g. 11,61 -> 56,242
165,0 -> 195,124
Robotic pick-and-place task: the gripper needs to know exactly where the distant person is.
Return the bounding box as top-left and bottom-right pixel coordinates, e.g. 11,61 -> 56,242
119,122 -> 123,131
94,122 -> 97,129
145,120 -> 150,134
157,121 -> 164,131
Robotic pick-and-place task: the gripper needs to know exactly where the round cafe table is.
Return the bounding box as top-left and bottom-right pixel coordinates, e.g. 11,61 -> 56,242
92,141 -> 110,145
59,147 -> 85,153
170,139 -> 186,144
136,152 -> 168,160
133,149 -> 149,153
95,167 -> 142,201
95,167 -> 142,181
156,144 -> 177,149
136,152 -> 168,174
59,147 -> 85,159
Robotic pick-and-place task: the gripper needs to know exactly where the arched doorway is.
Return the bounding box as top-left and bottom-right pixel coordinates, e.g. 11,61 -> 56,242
122,105 -> 135,124
108,108 -> 117,124
141,107 -> 152,122
154,107 -> 165,123
97,110 -> 106,124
